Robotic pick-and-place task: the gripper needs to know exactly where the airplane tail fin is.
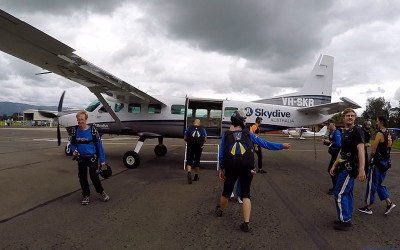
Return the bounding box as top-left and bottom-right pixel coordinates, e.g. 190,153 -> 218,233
318,125 -> 328,135
256,54 -> 333,107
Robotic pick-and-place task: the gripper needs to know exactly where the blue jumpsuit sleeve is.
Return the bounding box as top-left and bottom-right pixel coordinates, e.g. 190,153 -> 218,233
250,133 -> 283,150
203,128 -> 207,137
184,127 -> 189,136
334,130 -> 341,147
96,132 -> 106,163
218,135 -> 225,170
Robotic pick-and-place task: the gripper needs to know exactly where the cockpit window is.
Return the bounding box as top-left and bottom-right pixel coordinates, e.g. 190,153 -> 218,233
85,100 -> 101,112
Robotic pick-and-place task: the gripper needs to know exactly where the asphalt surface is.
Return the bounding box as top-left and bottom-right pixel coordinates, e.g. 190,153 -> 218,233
0,127 -> 399,250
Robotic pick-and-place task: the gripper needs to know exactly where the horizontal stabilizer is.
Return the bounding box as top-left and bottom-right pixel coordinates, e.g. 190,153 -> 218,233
297,97 -> 361,115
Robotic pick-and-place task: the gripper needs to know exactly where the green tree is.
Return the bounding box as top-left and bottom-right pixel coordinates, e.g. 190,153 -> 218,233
389,107 -> 400,127
362,97 -> 391,121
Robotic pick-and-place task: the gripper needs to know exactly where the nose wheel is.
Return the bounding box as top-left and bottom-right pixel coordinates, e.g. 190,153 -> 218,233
123,151 -> 141,168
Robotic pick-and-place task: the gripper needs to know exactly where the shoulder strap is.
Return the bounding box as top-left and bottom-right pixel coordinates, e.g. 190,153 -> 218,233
90,125 -> 99,157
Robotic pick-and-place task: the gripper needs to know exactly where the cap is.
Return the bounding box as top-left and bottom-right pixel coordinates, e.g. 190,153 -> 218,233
324,119 -> 335,124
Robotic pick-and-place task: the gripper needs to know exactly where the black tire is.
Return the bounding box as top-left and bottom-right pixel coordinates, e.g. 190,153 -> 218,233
123,151 -> 140,168
65,145 -> 73,156
154,145 -> 167,156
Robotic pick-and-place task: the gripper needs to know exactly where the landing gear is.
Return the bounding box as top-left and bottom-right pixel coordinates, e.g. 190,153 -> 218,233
154,145 -> 167,156
65,142 -> 73,156
123,151 -> 140,168
122,134 -> 167,168
154,137 -> 167,156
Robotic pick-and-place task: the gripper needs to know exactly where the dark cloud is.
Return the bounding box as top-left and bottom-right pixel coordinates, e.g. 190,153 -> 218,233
0,0 -> 128,15
143,0 -> 334,71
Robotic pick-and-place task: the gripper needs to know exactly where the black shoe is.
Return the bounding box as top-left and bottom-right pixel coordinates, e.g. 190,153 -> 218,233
258,169 -> 267,173
215,205 -> 223,217
358,206 -> 373,215
240,222 -> 250,232
187,173 -> 192,184
384,202 -> 396,215
193,175 -> 199,181
333,220 -> 352,231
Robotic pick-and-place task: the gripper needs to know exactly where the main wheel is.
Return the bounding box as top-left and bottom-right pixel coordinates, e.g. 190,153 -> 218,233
154,145 -> 167,156
123,151 -> 140,168
65,145 -> 73,156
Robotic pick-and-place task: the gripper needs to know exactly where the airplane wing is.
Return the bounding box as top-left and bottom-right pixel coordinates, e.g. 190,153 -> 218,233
297,97 -> 361,115
0,10 -> 163,106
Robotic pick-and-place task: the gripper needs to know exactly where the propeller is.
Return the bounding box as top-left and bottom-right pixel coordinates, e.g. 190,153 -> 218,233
56,91 -> 66,146
38,91 -> 65,146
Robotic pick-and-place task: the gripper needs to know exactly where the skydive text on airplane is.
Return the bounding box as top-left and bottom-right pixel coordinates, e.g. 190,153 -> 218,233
254,109 -> 291,119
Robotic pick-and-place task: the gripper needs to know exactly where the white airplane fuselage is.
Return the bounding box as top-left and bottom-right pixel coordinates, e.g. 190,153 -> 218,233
59,95 -> 330,138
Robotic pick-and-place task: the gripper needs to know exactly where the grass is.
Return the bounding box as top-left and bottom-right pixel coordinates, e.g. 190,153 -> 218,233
370,139 -> 400,149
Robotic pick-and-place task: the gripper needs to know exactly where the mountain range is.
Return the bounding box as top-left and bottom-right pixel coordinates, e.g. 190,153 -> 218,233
0,102 -> 58,116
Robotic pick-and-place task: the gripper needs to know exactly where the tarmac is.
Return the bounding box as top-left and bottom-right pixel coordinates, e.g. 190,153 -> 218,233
0,127 -> 399,249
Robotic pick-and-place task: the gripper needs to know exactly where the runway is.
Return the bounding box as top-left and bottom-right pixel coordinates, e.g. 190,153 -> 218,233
0,127 -> 399,249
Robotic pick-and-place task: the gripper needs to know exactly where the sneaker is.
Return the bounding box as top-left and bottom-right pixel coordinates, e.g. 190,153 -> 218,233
187,172 -> 192,184
193,175 -> 199,181
384,202 -> 396,215
333,220 -> 352,231
358,206 -> 373,215
240,222 -> 250,232
101,191 -> 110,202
230,192 -> 235,199
237,197 -> 243,204
215,205 -> 223,217
258,169 -> 267,173
81,196 -> 90,205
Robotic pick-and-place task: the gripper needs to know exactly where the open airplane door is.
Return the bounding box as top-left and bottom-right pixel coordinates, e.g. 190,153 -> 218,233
185,98 -> 223,138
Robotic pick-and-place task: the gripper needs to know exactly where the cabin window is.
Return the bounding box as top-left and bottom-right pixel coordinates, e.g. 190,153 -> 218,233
148,104 -> 161,114
210,109 -> 222,118
195,109 -> 208,118
171,105 -> 185,115
85,100 -> 100,112
187,109 -> 193,117
128,104 -> 141,114
115,103 -> 125,112
224,107 -> 238,117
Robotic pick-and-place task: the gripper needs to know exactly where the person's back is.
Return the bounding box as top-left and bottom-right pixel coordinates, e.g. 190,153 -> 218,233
222,128 -> 254,170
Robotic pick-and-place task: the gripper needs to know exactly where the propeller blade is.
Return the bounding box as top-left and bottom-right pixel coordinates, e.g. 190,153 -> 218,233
57,123 -> 61,146
58,91 -> 66,112
38,110 -> 57,119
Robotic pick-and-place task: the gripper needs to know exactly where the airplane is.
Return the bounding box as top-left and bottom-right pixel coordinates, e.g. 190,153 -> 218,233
0,10 -> 361,168
284,126 -> 328,139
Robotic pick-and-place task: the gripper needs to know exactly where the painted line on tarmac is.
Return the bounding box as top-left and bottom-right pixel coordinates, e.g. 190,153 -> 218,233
261,173 -> 334,250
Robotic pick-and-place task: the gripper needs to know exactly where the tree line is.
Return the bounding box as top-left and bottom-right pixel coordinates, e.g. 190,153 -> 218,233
331,97 -> 400,127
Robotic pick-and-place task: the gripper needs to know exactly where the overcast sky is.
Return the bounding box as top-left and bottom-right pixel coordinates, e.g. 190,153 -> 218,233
1,0 -> 400,113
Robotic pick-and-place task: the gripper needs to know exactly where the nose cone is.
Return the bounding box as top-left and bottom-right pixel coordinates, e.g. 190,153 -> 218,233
58,113 -> 77,128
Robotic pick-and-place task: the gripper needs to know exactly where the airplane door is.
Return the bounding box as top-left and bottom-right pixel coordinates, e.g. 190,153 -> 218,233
185,98 -> 223,138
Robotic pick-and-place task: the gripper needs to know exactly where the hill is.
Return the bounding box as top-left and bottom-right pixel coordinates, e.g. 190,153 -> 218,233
0,102 -> 58,116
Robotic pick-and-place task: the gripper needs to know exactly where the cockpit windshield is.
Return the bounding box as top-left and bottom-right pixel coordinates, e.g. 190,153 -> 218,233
85,100 -> 101,112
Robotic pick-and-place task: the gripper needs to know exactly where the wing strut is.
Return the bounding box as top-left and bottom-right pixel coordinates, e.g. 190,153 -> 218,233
90,90 -> 129,130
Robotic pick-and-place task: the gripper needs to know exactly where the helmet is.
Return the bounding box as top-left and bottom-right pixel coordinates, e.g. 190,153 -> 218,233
364,120 -> 372,128
99,163 -> 112,179
231,110 -> 247,127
